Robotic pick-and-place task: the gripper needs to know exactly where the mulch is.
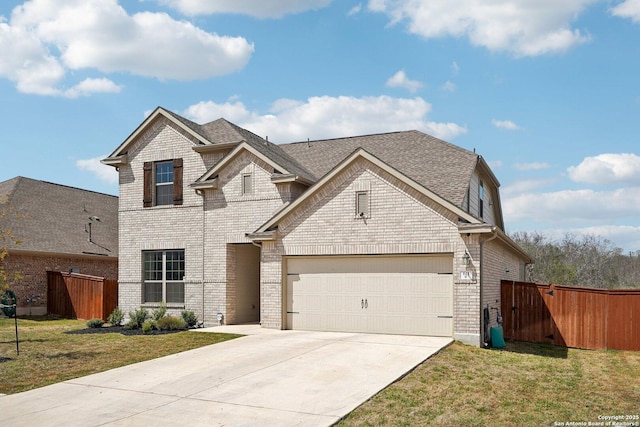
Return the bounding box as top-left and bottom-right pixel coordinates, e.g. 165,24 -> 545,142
66,326 -> 183,336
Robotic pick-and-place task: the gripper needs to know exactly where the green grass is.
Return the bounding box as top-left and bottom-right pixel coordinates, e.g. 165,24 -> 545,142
0,316 -> 241,394
339,340 -> 640,426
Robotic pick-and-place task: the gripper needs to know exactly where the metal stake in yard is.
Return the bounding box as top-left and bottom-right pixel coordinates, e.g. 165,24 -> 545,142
1,289 -> 19,355
14,312 -> 19,355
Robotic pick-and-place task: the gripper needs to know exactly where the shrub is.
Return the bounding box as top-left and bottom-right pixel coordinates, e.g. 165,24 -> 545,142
107,307 -> 124,327
181,309 -> 198,328
87,318 -> 104,328
156,315 -> 186,331
125,307 -> 149,329
152,302 -> 167,321
141,320 -> 154,335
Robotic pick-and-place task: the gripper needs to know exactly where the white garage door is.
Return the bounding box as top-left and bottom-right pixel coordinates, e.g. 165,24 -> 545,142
285,255 -> 453,337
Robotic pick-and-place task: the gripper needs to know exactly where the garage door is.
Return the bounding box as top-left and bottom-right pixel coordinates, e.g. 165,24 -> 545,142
285,255 -> 453,337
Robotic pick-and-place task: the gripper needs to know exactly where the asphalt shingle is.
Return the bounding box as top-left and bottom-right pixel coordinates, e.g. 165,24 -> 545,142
0,177 -> 118,257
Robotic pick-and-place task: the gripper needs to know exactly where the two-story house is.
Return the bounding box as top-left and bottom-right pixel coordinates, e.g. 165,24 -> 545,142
103,107 -> 531,347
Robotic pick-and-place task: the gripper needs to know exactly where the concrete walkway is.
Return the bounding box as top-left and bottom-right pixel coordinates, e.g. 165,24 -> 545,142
1,325 -> 451,426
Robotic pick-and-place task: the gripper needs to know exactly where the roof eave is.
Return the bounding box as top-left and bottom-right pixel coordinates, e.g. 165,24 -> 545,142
192,141 -> 242,153
246,231 -> 277,241
101,154 -> 128,167
270,174 -> 314,186
190,178 -> 218,190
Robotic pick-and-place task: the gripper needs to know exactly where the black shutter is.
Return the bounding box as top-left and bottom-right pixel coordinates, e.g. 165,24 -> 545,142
173,158 -> 183,206
143,162 -> 153,207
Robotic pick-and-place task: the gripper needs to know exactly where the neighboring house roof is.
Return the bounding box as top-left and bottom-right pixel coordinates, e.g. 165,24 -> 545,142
0,177 -> 118,258
279,130 -> 480,207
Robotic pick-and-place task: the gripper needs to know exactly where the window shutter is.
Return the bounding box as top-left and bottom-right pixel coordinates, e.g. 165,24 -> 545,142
143,162 -> 153,207
173,158 -> 183,206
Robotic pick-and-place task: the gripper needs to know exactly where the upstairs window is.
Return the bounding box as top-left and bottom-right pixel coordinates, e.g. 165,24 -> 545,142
143,159 -> 183,207
242,173 -> 253,195
479,180 -> 484,218
356,191 -> 369,218
155,161 -> 174,205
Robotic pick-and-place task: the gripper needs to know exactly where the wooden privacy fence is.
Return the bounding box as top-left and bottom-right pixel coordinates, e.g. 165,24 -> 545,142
47,271 -> 118,321
501,280 -> 640,351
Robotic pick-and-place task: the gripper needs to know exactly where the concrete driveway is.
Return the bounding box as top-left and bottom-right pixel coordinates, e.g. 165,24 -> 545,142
1,325 -> 451,426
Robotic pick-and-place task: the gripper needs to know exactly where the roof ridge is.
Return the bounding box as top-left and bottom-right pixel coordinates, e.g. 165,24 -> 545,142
1,176 -> 118,198
281,130 -> 415,147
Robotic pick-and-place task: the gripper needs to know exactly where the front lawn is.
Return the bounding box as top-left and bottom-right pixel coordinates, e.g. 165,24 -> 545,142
0,316 -> 240,394
339,340 -> 640,426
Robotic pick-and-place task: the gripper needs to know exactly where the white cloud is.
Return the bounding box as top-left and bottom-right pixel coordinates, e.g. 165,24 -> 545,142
501,178 -> 556,196
451,61 -> 460,75
386,70 -> 423,93
441,80 -> 456,92
487,160 -> 503,168
0,0 -> 254,96
567,153 -> 640,185
368,0 -> 594,56
63,78 -> 122,98
503,187 -> 640,223
492,119 -> 520,130
513,162 -> 551,171
156,0 -> 333,18
183,95 -> 467,142
348,3 -> 363,16
611,0 -> 640,23
76,156 -> 119,185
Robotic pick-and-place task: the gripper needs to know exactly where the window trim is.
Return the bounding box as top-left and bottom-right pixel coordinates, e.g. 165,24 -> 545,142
142,249 -> 185,305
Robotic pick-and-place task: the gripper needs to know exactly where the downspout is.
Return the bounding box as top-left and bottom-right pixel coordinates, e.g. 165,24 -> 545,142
196,188 -> 206,326
480,226 -> 498,347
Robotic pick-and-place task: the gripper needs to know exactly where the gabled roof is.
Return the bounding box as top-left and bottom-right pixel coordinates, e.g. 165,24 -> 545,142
254,149 -> 480,234
278,130 -> 480,207
105,107 -> 315,184
0,177 -> 118,258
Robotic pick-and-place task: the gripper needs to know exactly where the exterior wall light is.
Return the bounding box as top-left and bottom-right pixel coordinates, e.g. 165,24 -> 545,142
463,251 -> 472,265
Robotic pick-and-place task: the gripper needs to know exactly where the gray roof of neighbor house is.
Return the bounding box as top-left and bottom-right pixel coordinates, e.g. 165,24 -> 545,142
279,131 -> 479,206
0,177 -> 118,258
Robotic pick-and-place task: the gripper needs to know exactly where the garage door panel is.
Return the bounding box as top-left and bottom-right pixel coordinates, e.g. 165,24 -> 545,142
286,256 -> 453,337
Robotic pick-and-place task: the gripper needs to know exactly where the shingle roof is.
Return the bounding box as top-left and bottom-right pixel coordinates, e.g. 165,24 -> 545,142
0,177 -> 118,257
278,130 -> 479,206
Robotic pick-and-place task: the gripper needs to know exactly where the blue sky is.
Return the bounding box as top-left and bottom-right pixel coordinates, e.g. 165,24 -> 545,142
1,0 -> 640,251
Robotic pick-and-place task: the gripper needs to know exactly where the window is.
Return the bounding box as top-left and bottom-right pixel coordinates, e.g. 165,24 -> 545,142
479,180 -> 484,218
143,159 -> 183,207
356,191 -> 369,217
242,173 -> 253,195
155,161 -> 174,205
143,250 -> 185,304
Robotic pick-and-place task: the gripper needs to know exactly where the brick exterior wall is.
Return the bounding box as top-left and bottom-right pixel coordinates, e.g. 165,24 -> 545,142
480,237 -> 524,342
114,115 -> 526,346
259,157 -> 484,345
3,252 -> 117,316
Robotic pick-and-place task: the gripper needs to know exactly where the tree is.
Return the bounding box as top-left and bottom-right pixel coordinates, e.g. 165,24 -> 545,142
510,231 -> 639,289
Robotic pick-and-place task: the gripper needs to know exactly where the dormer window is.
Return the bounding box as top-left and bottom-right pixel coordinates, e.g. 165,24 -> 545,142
242,173 -> 253,195
143,159 -> 183,207
356,191 -> 369,218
